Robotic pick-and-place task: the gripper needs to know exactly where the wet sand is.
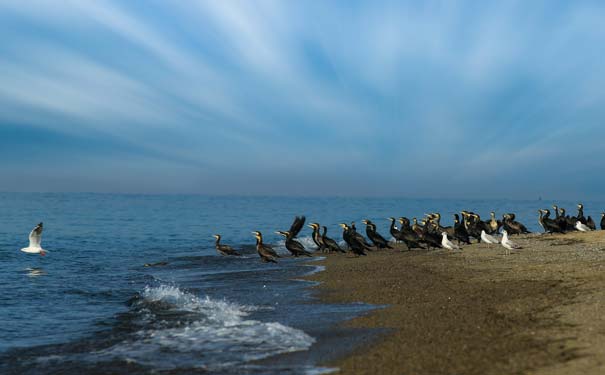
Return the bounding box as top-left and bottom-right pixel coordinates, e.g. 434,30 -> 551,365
307,230 -> 605,374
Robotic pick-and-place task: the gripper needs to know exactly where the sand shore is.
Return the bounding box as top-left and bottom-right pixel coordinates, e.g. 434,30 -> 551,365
307,230 -> 605,374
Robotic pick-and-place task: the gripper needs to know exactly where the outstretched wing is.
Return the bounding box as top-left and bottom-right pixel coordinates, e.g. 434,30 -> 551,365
28,224 -> 43,248
288,216 -> 306,238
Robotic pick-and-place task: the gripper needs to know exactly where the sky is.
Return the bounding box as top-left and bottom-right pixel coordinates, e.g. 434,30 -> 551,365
1,0 -> 605,199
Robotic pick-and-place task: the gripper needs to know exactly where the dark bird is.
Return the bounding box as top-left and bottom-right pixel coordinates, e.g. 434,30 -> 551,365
321,226 -> 345,253
396,217 -> 425,250
350,221 -> 374,250
577,204 -> 587,224
502,214 -> 530,235
538,210 -> 563,233
252,231 -> 279,263
552,205 -> 569,232
308,223 -> 326,252
339,223 -> 367,256
453,214 -> 471,245
601,212 -> 605,230
362,219 -> 393,249
387,217 -> 401,243
587,216 -> 596,231
276,231 -> 312,257
212,234 -> 242,256
286,216 -> 306,240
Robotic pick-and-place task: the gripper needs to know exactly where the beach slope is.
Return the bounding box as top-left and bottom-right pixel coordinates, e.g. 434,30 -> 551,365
309,231 -> 605,374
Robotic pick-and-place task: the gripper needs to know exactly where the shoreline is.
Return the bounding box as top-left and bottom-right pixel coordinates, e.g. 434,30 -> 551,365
306,231 -> 605,374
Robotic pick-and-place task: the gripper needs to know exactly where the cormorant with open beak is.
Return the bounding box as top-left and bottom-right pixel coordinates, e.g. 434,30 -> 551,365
276,231 -> 312,257
362,219 -> 392,249
252,231 -> 279,263
212,234 -> 241,256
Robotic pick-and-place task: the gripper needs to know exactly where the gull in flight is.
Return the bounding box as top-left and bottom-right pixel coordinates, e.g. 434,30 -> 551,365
501,230 -> 521,255
21,223 -> 47,256
481,230 -> 500,248
441,232 -> 460,251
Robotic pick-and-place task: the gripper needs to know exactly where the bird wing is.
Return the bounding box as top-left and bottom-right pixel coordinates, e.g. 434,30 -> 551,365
288,216 -> 306,238
28,226 -> 42,248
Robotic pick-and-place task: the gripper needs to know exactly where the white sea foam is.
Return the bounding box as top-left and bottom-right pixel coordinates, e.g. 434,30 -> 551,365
99,285 -> 315,370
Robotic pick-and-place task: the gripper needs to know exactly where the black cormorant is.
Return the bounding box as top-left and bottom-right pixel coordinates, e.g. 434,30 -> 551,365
362,219 -> 393,249
276,231 -> 312,257
601,213 -> 605,230
212,234 -> 242,256
252,231 -> 279,263
538,209 -> 563,233
339,223 -> 367,256
396,217 -> 425,250
502,214 -> 530,235
350,221 -> 374,250
453,214 -> 471,245
308,223 -> 326,252
321,226 -> 345,253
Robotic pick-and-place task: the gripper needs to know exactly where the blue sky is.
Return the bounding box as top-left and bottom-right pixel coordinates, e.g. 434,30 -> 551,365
1,0 -> 605,198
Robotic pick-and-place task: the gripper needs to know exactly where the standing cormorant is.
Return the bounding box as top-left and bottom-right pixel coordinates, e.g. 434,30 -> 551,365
308,223 -> 326,252
396,217 -> 425,250
362,219 -> 393,249
453,214 -> 471,245
577,204 -> 587,224
252,231 -> 279,263
502,214 -> 530,235
212,234 -> 241,256
587,216 -> 596,230
349,221 -> 374,250
539,209 -> 563,233
276,231 -> 312,257
601,213 -> 605,230
339,223 -> 367,256
321,226 -> 345,253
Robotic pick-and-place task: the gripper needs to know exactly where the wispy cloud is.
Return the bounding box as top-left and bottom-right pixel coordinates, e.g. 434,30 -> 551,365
1,0 -> 605,197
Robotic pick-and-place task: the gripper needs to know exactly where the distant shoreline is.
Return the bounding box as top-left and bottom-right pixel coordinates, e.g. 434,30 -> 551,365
307,231 -> 605,374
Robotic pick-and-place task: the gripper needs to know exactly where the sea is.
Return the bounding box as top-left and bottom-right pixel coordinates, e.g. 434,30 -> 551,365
0,193 -> 603,374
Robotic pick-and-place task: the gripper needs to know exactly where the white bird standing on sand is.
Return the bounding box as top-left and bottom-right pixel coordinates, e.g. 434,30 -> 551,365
21,223 -> 47,256
441,232 -> 460,251
480,230 -> 499,247
575,221 -> 592,232
501,230 -> 521,255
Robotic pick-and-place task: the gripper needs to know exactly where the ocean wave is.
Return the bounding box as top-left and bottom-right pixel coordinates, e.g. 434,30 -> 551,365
97,285 -> 315,370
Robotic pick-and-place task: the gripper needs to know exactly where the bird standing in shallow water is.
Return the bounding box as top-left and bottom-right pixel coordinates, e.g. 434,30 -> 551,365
275,231 -> 312,257
252,231 -> 279,263
212,234 -> 241,256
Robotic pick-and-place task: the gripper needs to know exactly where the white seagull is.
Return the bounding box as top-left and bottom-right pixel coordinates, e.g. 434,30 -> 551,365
480,230 -> 500,248
441,232 -> 460,251
501,230 -> 521,255
575,221 -> 592,232
21,222 -> 47,256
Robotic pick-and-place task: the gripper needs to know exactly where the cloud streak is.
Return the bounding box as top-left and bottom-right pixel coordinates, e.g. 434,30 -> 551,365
1,0 -> 605,198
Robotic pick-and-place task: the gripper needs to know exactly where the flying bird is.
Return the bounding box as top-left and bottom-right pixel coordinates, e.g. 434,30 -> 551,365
21,223 -> 46,256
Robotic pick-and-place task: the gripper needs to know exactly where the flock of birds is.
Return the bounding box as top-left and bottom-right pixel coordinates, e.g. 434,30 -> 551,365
18,204 -> 605,263
211,203 -> 605,263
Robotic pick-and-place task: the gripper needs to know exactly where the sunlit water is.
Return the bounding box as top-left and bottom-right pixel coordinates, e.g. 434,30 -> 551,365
0,193 -> 602,374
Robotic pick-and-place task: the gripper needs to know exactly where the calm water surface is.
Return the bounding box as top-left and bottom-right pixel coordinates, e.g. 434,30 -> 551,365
0,193 -> 602,374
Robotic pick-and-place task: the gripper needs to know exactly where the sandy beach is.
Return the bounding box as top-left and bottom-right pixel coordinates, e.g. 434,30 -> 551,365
308,230 -> 605,374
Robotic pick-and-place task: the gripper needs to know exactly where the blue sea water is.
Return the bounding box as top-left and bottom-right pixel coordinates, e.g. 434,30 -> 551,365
0,193 -> 603,374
